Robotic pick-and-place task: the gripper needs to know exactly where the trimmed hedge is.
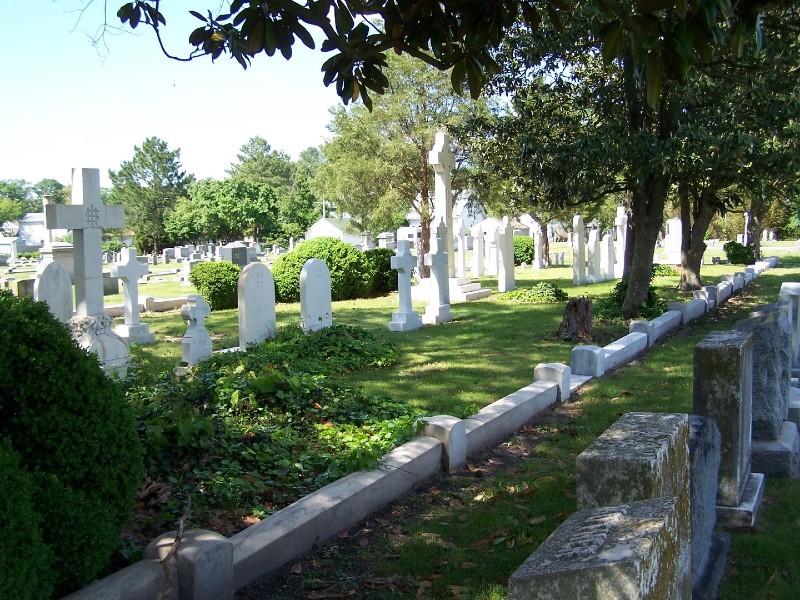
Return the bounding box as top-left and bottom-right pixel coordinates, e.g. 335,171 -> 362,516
364,247 -> 399,295
272,237 -> 371,302
0,291 -> 143,596
189,260 -> 242,310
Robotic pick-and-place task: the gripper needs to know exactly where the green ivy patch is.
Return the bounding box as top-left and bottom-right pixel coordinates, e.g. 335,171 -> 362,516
503,282 -> 569,303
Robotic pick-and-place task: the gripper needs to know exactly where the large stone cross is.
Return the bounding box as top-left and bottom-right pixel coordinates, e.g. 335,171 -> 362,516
46,168 -> 125,318
429,132 -> 456,278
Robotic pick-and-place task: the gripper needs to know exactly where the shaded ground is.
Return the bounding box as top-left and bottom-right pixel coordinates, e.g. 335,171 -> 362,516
237,401 -> 583,600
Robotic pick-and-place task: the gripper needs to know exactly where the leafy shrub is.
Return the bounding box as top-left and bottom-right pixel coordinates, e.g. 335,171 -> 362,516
723,240 -> 755,265
0,438 -> 55,600
363,248 -> 398,295
593,275 -> 667,322
504,282 -> 568,303
271,237 -> 371,302
123,324 -> 416,542
513,236 -> 534,265
652,264 -> 679,277
189,261 -> 242,310
0,291 -> 142,596
102,240 -> 124,253
17,251 -> 41,260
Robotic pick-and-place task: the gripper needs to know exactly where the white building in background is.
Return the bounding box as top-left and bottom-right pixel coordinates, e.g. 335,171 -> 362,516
6,212 -> 68,252
304,216 -> 362,247
405,191 -> 487,232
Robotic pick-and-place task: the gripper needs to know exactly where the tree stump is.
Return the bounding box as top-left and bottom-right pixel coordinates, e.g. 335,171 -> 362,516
557,297 -> 593,342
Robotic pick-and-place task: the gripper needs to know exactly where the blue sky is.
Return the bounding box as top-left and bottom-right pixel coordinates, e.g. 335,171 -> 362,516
0,2 -> 341,188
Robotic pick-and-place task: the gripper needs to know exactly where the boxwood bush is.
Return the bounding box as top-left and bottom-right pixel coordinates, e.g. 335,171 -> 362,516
0,291 -> 142,596
272,237 -> 371,302
723,240 -> 755,265
189,260 -> 242,310
364,247 -> 398,295
513,236 -> 534,265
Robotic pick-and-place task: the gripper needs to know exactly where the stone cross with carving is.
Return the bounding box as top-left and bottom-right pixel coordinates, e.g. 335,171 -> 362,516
46,168 -> 124,318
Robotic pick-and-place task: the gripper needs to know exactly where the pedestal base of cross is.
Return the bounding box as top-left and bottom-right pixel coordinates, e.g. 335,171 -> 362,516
69,314 -> 131,377
115,322 -> 156,344
389,310 -> 423,332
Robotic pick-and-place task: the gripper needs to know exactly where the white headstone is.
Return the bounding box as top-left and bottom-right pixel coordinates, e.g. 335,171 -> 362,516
601,233 -> 615,280
422,220 -> 453,325
471,223 -> 485,277
498,217 -> 515,293
181,295 -> 212,366
532,221 -> 544,269
456,220 -> 468,278
110,247 -> 155,344
34,260 -> 73,323
429,132 -> 456,278
614,206 -> 628,278
238,263 -> 277,349
572,214 -> 586,285
587,228 -> 602,281
665,217 -> 682,264
486,223 -> 499,276
300,258 -> 332,332
389,240 -> 422,332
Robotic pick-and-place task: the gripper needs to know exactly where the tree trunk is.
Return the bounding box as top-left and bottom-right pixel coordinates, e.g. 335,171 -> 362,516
541,227 -> 551,267
678,186 -> 716,291
751,209 -> 763,261
557,297 -> 593,342
418,149 -> 432,279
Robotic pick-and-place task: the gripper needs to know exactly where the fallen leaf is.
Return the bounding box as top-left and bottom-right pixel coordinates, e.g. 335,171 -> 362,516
529,516 -> 547,525
554,511 -> 572,522
416,580 -> 433,597
290,562 -> 302,574
457,513 -> 468,523
374,517 -> 391,526
461,562 -> 477,569
448,585 -> 469,596
448,498 -> 463,508
493,537 -> 507,545
364,575 -> 404,588
359,537 -> 369,548
466,463 -> 481,472
337,530 -> 349,538
306,591 -> 356,599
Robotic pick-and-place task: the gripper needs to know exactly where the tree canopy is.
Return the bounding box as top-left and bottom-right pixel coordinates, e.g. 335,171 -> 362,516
115,0 -> 772,109
109,136 -> 193,253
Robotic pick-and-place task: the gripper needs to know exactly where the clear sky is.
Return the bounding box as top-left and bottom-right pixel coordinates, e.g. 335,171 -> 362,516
0,2 -> 341,188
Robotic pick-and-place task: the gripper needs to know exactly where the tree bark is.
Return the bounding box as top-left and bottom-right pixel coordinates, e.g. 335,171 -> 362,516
678,186 -> 717,291
557,297 -> 593,342
541,225 -> 551,267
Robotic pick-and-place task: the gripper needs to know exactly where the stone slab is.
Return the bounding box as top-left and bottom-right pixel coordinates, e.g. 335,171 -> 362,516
421,415 -> 466,472
464,381 -> 558,455
668,298 -> 707,325
232,437 -> 442,589
603,332 -> 648,372
716,280 -> 733,304
571,345 -> 604,377
62,559 -> 177,600
716,472 -> 765,529
751,421 -> 800,478
508,497 -> 689,600
692,532 -> 731,600
629,310 -> 681,347
689,416 -> 721,583
534,362 -> 571,402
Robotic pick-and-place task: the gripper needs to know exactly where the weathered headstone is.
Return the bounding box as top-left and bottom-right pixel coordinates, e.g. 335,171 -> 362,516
531,220 -> 544,269
664,217 -> 682,264
694,331 -> 765,527
238,263 -> 277,349
575,412 -> 691,594
429,131 -> 456,278
389,240 -> 422,332
300,258 -> 332,333
34,260 -> 73,323
110,247 -> 155,344
586,227 -> 602,282
497,217 -> 515,293
46,168 -> 129,374
689,415 -> 729,600
422,220 -> 453,325
733,304 -> 800,477
572,214 -> 586,285
181,295 -> 212,366
508,497 -> 687,600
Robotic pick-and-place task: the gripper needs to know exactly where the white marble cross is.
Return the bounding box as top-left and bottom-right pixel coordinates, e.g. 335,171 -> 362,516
389,240 -> 422,332
111,247 -> 148,326
456,220 -> 468,278
422,219 -> 453,325
429,132 -> 456,278
181,295 -> 213,366
46,168 -> 124,318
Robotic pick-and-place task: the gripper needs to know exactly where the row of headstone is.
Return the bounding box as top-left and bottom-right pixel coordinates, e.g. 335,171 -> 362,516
180,259 -> 333,366
572,209 -> 625,285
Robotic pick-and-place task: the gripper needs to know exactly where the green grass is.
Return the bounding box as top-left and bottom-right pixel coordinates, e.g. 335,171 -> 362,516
234,254 -> 800,599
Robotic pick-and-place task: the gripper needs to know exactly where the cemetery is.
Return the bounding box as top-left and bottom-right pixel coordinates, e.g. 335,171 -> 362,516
2,170 -> 800,600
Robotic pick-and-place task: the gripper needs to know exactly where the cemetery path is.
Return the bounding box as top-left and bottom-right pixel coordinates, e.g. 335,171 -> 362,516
236,401 -> 583,600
